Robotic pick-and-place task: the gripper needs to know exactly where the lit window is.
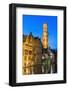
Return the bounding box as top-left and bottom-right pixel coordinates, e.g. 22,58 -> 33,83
25,50 -> 28,55
29,56 -> 31,60
29,51 -> 32,55
24,56 -> 27,60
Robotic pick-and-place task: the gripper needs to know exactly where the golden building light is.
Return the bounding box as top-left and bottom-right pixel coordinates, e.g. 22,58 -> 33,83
42,23 -> 48,49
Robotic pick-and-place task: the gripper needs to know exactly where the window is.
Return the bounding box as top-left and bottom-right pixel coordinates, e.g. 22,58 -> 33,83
25,50 -> 28,55
29,50 -> 32,55
24,68 -> 26,73
24,56 -> 27,60
29,56 -> 31,60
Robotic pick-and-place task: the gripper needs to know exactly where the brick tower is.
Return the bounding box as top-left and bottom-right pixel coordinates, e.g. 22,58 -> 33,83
42,23 -> 48,49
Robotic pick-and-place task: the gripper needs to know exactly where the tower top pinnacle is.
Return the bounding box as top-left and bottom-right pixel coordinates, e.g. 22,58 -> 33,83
43,23 -> 48,32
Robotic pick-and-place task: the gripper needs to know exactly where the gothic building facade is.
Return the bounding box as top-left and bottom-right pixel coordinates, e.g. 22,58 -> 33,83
23,33 -> 42,75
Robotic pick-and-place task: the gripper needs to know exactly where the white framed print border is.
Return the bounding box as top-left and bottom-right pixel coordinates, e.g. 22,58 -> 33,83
9,3 -> 66,86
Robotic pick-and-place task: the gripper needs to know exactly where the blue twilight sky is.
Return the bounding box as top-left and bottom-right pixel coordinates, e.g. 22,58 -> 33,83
22,15 -> 57,49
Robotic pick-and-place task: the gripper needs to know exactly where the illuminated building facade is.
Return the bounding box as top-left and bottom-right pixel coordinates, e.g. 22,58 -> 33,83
23,33 -> 42,75
42,23 -> 48,49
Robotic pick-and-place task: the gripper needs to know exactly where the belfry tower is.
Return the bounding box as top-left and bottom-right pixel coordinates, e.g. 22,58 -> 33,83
42,23 -> 48,49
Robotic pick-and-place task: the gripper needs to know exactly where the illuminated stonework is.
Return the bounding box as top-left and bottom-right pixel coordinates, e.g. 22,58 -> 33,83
42,23 -> 48,49
23,33 -> 42,75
